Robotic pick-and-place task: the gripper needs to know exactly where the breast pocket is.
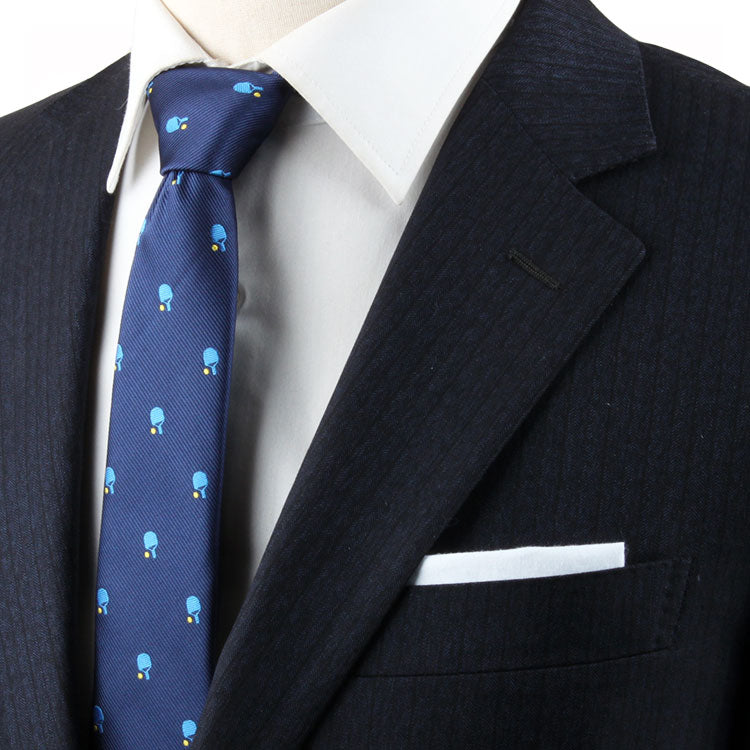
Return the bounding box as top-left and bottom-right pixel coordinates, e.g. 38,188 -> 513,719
354,557 -> 691,676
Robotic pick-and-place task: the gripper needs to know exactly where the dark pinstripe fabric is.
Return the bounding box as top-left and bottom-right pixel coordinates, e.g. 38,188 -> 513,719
0,0 -> 748,747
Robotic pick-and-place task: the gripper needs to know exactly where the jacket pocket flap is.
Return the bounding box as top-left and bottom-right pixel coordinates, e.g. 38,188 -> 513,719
355,557 -> 691,676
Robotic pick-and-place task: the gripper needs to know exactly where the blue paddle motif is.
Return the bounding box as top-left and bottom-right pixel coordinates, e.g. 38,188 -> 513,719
97,588 -> 109,615
158,283 -> 173,311
165,116 -> 189,133
115,343 -> 123,371
93,705 -> 104,734
150,406 -> 165,435
233,81 -> 264,97
209,169 -> 232,177
182,719 -> 197,744
210,224 -> 227,252
143,531 -> 158,559
137,652 -> 152,680
104,466 -> 116,494
202,347 -> 219,375
186,596 -> 201,624
192,471 -> 208,499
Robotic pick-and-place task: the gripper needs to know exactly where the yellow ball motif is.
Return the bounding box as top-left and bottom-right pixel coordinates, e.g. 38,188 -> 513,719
181,123 -> 188,130
138,672 -> 144,679
193,491 -> 199,498
184,741 -> 190,747
203,368 -> 210,375
145,551 -> 150,558
104,487 -> 109,494
172,179 -> 177,185
94,725 -> 99,732
97,607 -> 102,614
254,92 -> 261,97
187,616 -> 193,624
211,244 -> 218,252
159,304 -> 165,311
151,427 -> 157,434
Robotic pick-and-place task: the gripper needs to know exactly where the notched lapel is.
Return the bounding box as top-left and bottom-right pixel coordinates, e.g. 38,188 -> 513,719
197,0 -> 659,746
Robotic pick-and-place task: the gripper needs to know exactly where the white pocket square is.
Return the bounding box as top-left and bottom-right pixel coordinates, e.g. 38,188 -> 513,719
408,541 -> 625,585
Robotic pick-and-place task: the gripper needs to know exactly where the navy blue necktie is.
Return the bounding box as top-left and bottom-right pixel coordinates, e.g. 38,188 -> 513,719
93,65 -> 290,748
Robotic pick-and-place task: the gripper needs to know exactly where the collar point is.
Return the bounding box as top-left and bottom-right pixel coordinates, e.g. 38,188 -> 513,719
106,167 -> 120,195
380,172 -> 413,206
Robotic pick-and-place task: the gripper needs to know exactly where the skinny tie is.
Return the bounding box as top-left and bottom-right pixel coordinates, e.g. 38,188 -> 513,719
93,65 -> 290,748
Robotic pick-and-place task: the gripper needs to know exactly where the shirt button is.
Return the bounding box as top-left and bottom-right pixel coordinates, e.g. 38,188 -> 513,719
236,285 -> 246,310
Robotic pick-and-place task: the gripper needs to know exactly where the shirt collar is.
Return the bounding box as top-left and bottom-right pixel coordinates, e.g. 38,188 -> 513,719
107,0 -> 521,204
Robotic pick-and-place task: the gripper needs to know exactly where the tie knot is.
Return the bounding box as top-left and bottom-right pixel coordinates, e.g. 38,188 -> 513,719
148,65 -> 290,179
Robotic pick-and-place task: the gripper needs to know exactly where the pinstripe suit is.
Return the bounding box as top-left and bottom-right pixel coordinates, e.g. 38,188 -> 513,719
0,0 -> 748,746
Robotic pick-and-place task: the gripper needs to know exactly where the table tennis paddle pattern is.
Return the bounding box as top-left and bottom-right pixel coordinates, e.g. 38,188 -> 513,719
93,65 -> 291,748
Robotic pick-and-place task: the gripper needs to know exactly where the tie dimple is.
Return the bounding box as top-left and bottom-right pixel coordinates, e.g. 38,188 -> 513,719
93,65 -> 289,749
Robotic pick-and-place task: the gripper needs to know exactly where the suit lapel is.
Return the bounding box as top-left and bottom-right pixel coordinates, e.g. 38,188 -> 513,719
0,57 -> 127,746
197,0 -> 657,746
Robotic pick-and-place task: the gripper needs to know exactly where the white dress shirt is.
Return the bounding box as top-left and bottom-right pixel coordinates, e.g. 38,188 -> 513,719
91,0 -> 522,645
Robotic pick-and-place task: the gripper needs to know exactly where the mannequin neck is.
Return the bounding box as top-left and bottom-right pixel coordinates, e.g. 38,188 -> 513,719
161,0 -> 346,62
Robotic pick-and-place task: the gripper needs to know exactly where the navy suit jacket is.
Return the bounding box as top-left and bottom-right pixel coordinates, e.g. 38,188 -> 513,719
1,0 -> 748,747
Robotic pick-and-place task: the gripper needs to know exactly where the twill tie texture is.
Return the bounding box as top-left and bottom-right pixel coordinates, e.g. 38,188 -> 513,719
93,65 -> 290,748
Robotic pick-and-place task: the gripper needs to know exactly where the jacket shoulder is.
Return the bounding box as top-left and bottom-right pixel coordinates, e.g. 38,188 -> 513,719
0,56 -> 129,161
0,86 -> 68,141
636,41 -> 749,203
638,40 -> 749,105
